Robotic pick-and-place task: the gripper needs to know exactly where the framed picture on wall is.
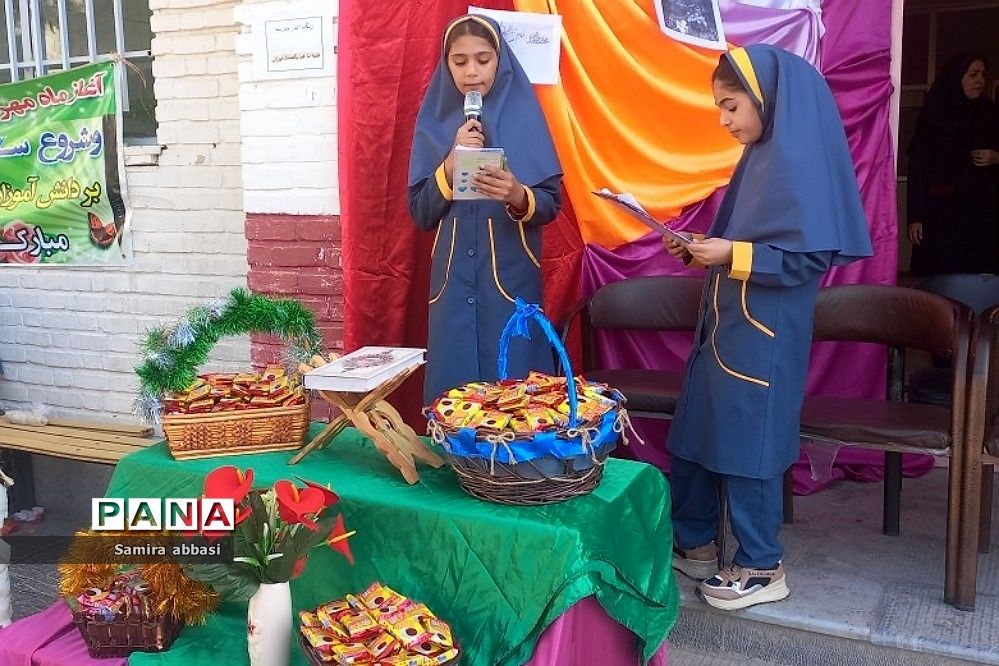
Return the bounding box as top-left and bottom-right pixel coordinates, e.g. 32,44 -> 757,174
654,0 -> 726,51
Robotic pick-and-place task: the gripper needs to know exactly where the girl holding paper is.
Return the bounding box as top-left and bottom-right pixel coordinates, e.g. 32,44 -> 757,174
663,45 -> 873,610
408,14 -> 563,404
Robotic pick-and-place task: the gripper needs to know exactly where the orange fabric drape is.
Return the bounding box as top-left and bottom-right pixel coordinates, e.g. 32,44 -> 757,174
514,0 -> 740,249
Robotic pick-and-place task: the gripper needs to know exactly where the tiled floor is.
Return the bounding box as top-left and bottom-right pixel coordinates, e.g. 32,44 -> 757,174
671,465 -> 999,664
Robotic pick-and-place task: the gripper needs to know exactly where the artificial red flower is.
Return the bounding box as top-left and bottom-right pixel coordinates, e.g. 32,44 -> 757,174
291,557 -> 307,579
204,466 -> 254,504
296,477 -> 339,509
194,466 -> 255,539
274,480 -> 326,531
327,513 -> 355,565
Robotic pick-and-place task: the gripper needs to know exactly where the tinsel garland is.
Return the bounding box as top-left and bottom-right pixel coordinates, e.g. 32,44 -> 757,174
58,531 -> 218,624
134,288 -> 324,423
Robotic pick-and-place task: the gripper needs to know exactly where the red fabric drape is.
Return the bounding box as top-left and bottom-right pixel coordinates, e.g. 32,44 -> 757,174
339,0 -> 582,424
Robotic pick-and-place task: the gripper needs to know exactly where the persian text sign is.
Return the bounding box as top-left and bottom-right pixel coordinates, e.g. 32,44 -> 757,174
0,61 -> 130,265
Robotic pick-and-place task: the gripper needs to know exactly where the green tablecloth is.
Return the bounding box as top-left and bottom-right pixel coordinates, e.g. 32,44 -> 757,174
110,424 -> 678,666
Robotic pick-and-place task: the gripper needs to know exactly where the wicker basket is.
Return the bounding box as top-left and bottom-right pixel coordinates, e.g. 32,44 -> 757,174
427,299 -> 628,505
298,632 -> 460,666
163,399 -> 310,459
72,610 -> 182,658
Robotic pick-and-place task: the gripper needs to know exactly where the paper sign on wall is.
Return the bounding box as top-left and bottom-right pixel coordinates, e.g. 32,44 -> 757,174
252,6 -> 336,80
468,7 -> 562,85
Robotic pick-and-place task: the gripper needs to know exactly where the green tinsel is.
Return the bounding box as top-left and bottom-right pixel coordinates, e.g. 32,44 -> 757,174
134,289 -> 324,423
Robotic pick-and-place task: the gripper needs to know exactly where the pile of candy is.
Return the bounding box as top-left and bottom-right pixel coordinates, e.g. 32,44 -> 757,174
300,582 -> 457,665
163,365 -> 305,415
75,571 -> 154,622
428,371 -> 618,435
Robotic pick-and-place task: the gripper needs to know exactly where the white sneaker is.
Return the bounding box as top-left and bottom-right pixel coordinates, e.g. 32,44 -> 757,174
698,562 -> 790,610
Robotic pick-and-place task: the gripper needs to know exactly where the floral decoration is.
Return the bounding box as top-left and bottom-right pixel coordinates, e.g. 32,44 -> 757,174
185,466 -> 354,600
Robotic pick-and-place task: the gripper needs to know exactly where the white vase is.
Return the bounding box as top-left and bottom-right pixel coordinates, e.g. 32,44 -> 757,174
246,581 -> 292,666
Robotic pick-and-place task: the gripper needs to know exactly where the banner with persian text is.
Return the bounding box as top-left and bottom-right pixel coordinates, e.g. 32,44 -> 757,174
0,61 -> 130,265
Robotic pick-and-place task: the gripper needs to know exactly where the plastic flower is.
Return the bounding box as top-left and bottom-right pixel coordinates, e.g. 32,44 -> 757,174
274,480 -> 326,531
204,466 -> 254,526
185,467 -> 354,599
327,513 -> 355,565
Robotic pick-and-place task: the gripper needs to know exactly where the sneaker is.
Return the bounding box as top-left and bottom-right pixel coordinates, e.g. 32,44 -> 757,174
697,562 -> 789,610
672,541 -> 719,580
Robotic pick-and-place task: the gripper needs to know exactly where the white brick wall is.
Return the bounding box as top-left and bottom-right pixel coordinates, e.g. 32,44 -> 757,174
234,0 -> 339,216
0,0 -> 250,422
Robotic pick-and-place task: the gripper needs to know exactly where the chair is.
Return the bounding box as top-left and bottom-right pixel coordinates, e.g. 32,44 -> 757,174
798,284 -> 973,608
558,275 -> 704,420
907,274 -> 999,406
958,305 -> 999,610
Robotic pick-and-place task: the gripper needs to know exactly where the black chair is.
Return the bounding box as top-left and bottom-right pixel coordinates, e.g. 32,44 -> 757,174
558,275 -> 703,420
799,284 -> 973,608
908,274 -> 999,406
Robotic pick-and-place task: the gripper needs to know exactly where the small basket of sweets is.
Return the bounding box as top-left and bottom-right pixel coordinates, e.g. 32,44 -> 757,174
60,542 -> 217,659
299,582 -> 459,666
134,289 -> 324,459
425,299 -> 637,505
160,366 -> 310,458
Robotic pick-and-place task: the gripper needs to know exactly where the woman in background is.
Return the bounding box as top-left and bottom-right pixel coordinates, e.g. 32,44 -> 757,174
408,14 -> 562,404
907,53 -> 999,276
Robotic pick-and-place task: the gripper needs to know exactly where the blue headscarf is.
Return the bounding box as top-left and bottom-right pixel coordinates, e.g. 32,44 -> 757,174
708,45 -> 873,265
408,14 -> 562,188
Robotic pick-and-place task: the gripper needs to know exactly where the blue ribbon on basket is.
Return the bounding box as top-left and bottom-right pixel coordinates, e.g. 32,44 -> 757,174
446,409 -> 619,463
498,298 -> 579,429
431,298 -> 622,464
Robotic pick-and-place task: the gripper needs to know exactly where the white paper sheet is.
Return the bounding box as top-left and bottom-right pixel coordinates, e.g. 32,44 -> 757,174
468,6 -> 562,85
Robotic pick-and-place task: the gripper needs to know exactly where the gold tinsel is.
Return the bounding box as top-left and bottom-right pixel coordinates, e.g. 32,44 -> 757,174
58,530 -> 218,624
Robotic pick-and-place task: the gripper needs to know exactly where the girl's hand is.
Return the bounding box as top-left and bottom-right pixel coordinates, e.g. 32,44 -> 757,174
971,149 -> 999,167
663,237 -> 692,262
444,119 -> 485,184
908,222 -> 923,245
454,119 -> 485,149
472,164 -> 528,208
686,237 -> 733,266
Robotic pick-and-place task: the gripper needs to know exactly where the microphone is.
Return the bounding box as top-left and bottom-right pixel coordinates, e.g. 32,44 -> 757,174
463,91 -> 483,123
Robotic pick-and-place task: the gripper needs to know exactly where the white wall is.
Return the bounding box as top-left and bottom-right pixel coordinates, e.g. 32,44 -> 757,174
234,0 -> 339,216
0,0 -> 250,421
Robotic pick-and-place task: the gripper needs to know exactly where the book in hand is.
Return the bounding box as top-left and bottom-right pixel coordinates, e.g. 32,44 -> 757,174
304,346 -> 426,392
453,147 -> 506,200
592,188 -> 693,245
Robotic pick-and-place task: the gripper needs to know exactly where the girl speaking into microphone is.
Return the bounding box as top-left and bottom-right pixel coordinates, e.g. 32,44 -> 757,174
408,14 -> 563,405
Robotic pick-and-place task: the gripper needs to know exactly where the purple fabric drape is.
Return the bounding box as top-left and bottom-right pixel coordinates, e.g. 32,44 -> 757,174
0,602 -> 118,666
583,0 -> 934,489
720,0 -> 824,66
0,599 -> 668,666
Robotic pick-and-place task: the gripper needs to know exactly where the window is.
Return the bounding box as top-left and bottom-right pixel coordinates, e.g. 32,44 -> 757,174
0,0 -> 155,140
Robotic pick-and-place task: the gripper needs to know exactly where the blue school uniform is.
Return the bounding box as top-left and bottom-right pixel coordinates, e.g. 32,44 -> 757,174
408,15 -> 563,405
668,45 -> 872,520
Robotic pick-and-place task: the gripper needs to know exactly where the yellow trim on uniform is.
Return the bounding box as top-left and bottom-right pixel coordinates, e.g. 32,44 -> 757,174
517,220 -> 541,268
443,15 -> 501,52
710,274 -> 770,387
429,218 -> 457,305
729,240 -> 753,281
487,218 -> 516,303
741,281 -> 775,338
506,185 -> 536,223
729,47 -> 764,111
435,163 -> 453,201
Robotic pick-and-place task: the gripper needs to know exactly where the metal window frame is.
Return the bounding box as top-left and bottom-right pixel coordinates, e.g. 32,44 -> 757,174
1,0 -> 152,112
